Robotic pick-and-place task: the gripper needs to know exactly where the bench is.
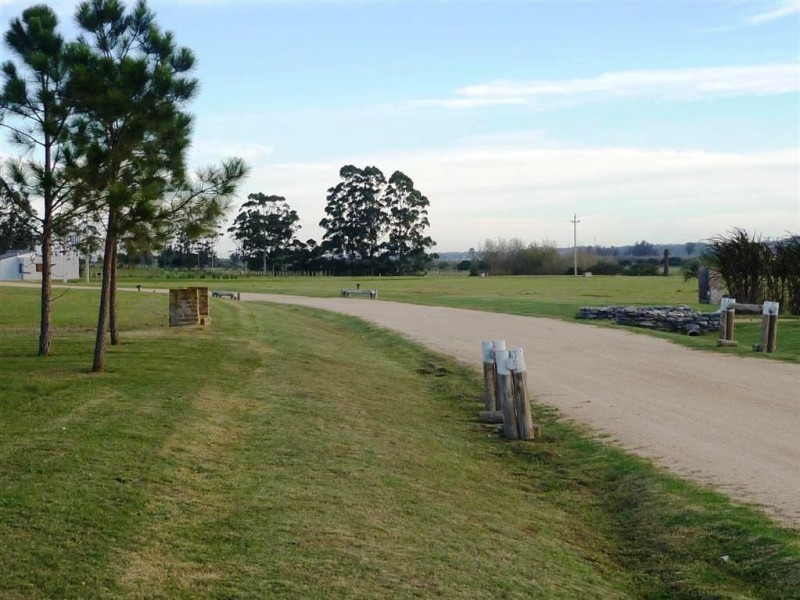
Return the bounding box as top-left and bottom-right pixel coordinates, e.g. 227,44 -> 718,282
340,288 -> 378,299
212,290 -> 237,299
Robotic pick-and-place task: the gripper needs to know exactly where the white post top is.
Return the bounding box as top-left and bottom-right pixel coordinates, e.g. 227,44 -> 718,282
507,348 -> 526,373
762,301 -> 780,316
720,297 -> 736,310
482,340 -> 506,362
495,350 -> 510,375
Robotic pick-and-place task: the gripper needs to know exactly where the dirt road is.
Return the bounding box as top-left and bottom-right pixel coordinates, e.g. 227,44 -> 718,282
242,292 -> 800,526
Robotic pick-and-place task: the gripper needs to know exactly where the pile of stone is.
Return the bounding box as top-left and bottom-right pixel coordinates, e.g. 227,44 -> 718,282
577,305 -> 721,335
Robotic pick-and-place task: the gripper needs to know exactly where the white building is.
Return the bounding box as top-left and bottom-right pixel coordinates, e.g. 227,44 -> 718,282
0,248 -> 80,282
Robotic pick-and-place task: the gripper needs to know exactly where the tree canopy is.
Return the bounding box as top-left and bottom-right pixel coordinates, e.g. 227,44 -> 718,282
228,193 -> 301,275
319,165 -> 435,275
0,4 -> 85,355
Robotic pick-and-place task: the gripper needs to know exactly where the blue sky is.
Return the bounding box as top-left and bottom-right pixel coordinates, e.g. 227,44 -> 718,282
2,0 -> 799,253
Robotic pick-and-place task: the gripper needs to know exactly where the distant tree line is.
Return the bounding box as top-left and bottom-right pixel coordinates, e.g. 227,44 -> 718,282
226,165 -> 437,276
467,238 -> 686,277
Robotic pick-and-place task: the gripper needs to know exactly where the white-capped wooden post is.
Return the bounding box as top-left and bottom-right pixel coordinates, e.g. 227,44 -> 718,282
726,307 -> 735,341
508,348 -> 536,440
481,340 -> 505,411
717,297 -> 738,347
495,349 -> 518,440
762,301 -> 780,353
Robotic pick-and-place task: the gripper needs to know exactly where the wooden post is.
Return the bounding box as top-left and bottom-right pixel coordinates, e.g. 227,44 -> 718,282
763,301 -> 780,353
717,297 -> 737,346
482,340 -> 508,409
481,341 -> 496,409
508,348 -> 535,440
726,308 -> 735,341
767,314 -> 778,353
718,307 -> 727,344
495,350 -> 518,440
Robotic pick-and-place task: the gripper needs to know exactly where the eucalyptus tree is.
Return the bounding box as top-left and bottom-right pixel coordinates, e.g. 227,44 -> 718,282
228,193 -> 300,275
319,165 -> 387,274
0,5 -> 85,355
383,171 -> 435,274
69,0 -> 247,371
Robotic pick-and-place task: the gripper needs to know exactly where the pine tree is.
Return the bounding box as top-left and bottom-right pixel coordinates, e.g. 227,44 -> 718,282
1,5 -> 82,355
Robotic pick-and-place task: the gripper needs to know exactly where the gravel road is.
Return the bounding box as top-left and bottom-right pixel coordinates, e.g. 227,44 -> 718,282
242,292 -> 800,526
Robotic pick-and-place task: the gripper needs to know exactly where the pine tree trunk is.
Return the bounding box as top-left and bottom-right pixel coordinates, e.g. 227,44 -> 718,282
93,212 -> 116,372
109,243 -> 119,346
38,135 -> 55,357
38,219 -> 53,356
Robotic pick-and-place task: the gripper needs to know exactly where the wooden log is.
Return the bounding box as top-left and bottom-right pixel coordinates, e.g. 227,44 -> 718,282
495,350 -> 518,440
481,340 -> 506,410
758,314 -> 769,352
481,341 -> 496,409
767,314 -> 778,353
725,308 -> 735,341
481,362 -> 494,405
718,308 -> 727,343
479,410 -> 504,424
492,340 -> 506,410
730,302 -> 763,313
763,301 -> 779,353
508,348 -> 535,441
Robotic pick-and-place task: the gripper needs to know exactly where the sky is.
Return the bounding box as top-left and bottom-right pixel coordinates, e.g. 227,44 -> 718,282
1,0 -> 799,254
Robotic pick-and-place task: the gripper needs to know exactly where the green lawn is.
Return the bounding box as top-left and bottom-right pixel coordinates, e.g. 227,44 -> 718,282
78,270 -> 800,363
1,286 -> 798,598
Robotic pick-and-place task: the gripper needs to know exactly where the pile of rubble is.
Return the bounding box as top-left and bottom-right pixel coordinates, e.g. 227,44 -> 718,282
577,305 -> 721,335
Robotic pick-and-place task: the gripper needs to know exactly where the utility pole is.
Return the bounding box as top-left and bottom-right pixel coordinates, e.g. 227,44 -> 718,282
571,213 -> 580,276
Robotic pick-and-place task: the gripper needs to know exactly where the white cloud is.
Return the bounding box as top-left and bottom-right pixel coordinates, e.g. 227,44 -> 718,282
219,142 -> 799,254
418,62 -> 800,109
700,1 -> 800,32
748,0 -> 800,24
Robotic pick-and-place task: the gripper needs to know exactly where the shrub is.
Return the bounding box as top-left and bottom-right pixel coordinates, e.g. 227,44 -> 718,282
706,229 -> 799,314
590,262 -> 624,275
624,263 -> 659,276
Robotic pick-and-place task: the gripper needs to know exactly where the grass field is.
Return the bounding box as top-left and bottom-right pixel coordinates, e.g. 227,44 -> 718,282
1,286 -> 798,598
80,270 -> 800,363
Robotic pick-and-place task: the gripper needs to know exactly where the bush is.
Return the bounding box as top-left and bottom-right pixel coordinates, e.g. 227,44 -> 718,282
624,263 -> 659,276
707,229 -> 800,314
682,258 -> 701,282
590,262 -> 624,275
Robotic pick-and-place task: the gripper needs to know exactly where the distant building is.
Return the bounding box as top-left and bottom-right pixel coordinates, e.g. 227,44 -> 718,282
0,248 -> 80,282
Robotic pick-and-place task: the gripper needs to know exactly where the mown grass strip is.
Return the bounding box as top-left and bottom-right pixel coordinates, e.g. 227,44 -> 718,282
0,287 -> 797,599
70,273 -> 800,363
